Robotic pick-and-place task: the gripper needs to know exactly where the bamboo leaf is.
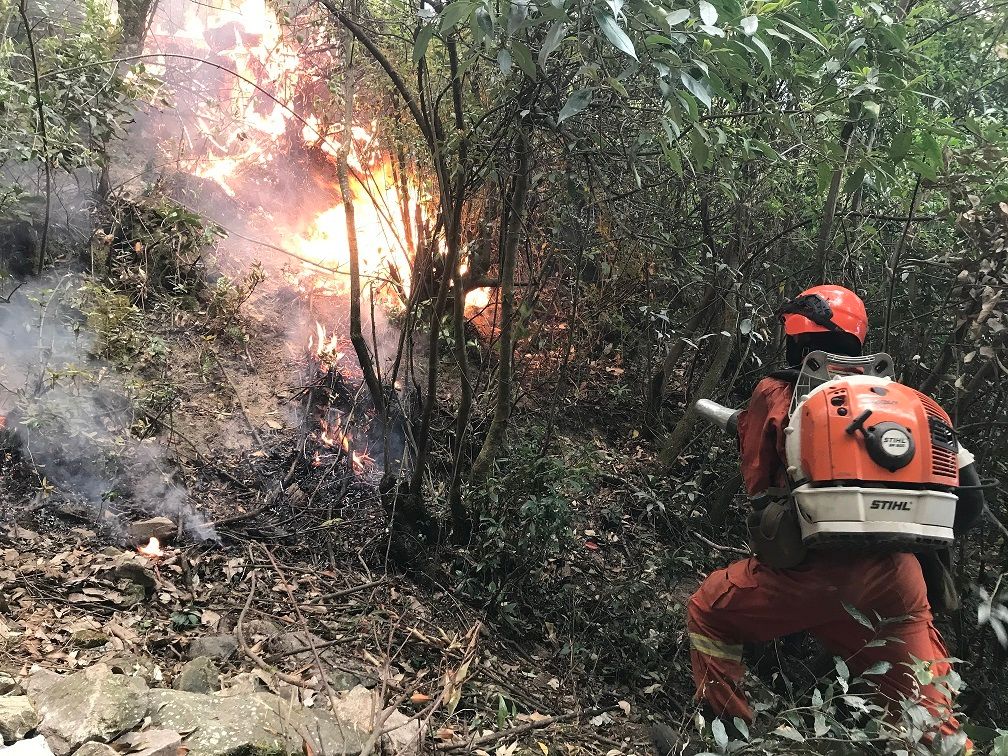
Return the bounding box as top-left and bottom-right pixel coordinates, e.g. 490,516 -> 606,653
558,88 -> 593,123
698,0 -> 717,25
597,14 -> 638,59
538,18 -> 568,68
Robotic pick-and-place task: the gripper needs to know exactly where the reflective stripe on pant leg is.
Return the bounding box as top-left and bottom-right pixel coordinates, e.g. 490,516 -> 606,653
689,632 -> 743,662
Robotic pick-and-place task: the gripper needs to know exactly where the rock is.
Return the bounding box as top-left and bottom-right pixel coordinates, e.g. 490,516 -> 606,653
174,658 -> 219,694
0,735 -> 56,756
25,664 -> 149,756
127,518 -> 177,546
148,689 -> 365,756
69,630 -> 108,650
69,744 -> 116,756
112,730 -> 181,756
333,686 -> 420,756
217,674 -> 262,696
108,564 -> 156,597
105,655 -> 160,684
0,697 -> 39,744
24,670 -> 60,700
0,673 -> 22,695
185,635 -> 237,662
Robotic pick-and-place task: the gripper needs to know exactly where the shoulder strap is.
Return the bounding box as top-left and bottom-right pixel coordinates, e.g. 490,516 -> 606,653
766,369 -> 800,383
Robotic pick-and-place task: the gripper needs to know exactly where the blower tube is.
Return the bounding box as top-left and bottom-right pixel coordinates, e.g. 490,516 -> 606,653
694,399 -> 741,436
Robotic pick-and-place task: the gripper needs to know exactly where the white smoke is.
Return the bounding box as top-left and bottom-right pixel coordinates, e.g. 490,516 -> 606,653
0,275 -> 214,540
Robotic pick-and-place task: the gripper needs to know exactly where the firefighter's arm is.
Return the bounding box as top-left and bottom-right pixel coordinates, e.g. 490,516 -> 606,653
736,380 -> 784,499
954,444 -> 984,535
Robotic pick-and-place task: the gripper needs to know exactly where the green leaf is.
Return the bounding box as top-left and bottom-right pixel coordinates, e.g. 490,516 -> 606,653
558,88 -> 593,122
836,657 -> 850,681
822,0 -> 839,17
842,166 -> 865,194
922,131 -> 943,168
733,717 -> 749,741
439,1 -> 473,32
412,23 -> 437,64
775,725 -> 805,742
698,0 -> 717,25
816,161 -> 833,193
597,14 -> 638,59
863,100 -> 881,119
778,19 -> 826,49
667,8 -> 691,25
889,129 -> 912,162
497,48 -> 513,75
750,35 -> 772,68
843,601 -> 875,630
863,660 -> 892,675
608,75 -> 630,97
740,15 -> 758,35
712,719 -> 728,751
510,40 -> 537,79
538,19 -> 568,68
680,71 -> 712,109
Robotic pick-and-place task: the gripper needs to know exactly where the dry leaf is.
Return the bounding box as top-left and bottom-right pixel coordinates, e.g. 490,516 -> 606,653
617,700 -> 631,715
435,728 -> 456,741
410,691 -> 432,705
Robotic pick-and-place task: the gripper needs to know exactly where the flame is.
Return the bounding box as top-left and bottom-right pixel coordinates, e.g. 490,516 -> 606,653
153,0 -> 421,303
138,537 -> 164,558
315,418 -> 370,473
465,287 -> 493,312
308,321 -> 344,373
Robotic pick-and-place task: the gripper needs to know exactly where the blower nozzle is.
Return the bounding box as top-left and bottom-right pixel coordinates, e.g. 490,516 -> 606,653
694,399 -> 741,436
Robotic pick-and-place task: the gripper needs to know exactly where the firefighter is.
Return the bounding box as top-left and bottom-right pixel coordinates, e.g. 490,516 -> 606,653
652,285 -> 985,755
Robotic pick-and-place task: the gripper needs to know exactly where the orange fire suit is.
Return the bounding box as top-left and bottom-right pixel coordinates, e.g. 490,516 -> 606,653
687,376 -> 966,742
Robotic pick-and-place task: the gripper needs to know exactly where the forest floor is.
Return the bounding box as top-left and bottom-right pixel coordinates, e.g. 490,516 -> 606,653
0,247 -> 741,756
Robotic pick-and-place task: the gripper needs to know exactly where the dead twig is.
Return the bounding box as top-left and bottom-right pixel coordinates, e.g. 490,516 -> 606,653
237,571 -> 316,689
694,531 -> 751,555
211,457 -> 297,527
437,706 -> 616,752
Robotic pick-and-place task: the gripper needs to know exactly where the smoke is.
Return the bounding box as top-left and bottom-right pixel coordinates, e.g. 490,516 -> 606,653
0,275 -> 214,541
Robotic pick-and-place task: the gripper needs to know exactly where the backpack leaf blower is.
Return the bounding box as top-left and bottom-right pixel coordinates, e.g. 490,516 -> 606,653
695,351 -> 960,551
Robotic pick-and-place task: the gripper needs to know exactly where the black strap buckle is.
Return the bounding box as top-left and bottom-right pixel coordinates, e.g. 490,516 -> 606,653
777,294 -> 842,333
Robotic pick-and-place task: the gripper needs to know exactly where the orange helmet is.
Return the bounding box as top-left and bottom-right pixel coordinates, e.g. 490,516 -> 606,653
778,285 -> 868,345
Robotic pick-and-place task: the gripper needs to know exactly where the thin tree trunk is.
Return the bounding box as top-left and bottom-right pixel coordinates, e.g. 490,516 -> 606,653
813,119 -> 857,283
644,285 -> 717,434
18,0 -> 50,276
470,130 -> 530,483
338,41 -> 385,414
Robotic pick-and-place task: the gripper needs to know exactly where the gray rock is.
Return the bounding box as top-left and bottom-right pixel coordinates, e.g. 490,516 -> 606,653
127,518 -> 177,546
108,564 -> 156,597
112,730 -> 181,756
174,658 -> 220,694
0,697 -> 39,744
70,744 -> 117,756
0,673 -> 23,695
333,686 -> 419,756
186,635 -> 237,662
148,688 -> 365,756
25,664 -> 149,756
0,735 -> 56,756
69,631 -> 108,650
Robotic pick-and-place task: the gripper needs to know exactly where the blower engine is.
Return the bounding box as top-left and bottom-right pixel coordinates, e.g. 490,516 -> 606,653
696,351 -> 960,550
783,351 -> 959,549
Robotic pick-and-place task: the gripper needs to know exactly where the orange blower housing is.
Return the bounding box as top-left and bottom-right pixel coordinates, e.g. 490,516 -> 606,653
784,354 -> 959,549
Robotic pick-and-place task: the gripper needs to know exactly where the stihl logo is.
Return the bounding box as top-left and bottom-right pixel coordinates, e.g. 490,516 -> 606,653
870,500 -> 912,511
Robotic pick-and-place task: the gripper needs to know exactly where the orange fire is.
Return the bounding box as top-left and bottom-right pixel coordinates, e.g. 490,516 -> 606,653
307,321 -> 343,372
315,418 -> 369,473
138,537 -> 165,558
151,0 -> 421,305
